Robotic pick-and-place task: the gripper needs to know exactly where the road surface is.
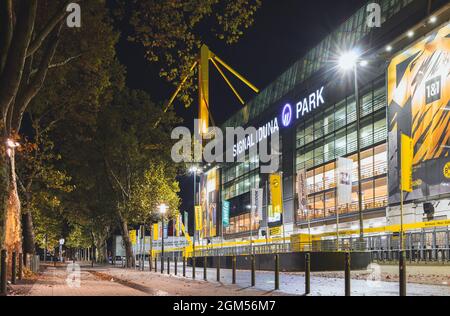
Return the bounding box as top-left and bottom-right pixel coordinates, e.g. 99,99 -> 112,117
11,262 -> 450,296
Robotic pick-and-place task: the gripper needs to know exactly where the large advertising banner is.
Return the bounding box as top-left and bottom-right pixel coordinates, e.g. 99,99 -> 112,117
296,169 -> 308,214
336,157 -> 353,205
199,168 -> 219,237
269,173 -> 283,223
388,23 -> 450,204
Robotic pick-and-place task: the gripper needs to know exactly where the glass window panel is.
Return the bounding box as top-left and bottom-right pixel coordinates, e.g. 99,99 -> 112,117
335,101 -> 346,130
324,162 -> 336,189
314,194 -> 324,219
305,119 -> 314,145
374,144 -> 387,176
335,129 -> 347,157
314,141 -> 324,166
362,180 -> 374,210
360,117 -> 374,148
324,107 -> 335,135
347,124 -> 357,154
361,91 -> 373,116
314,166 -> 324,192
361,148 -> 374,179
374,116 -> 387,143
347,97 -> 357,124
325,191 -> 336,218
374,177 -> 388,208
324,135 -> 335,162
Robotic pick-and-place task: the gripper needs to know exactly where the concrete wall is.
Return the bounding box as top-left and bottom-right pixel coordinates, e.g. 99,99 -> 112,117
189,252 -> 371,272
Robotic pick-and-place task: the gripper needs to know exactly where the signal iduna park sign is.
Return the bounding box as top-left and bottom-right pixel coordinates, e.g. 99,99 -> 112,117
233,86 -> 325,157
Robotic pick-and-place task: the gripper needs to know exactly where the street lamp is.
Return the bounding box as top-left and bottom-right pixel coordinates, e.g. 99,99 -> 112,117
159,203 -> 167,273
339,49 -> 367,246
189,166 -> 201,259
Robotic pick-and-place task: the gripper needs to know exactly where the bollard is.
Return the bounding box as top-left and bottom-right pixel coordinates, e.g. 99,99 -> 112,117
1,250 -> 7,296
161,257 -> 164,274
11,252 -> 17,285
216,256 -> 221,282
399,250 -> 406,296
203,256 -> 207,281
175,257 -> 178,276
154,257 -> 157,272
183,257 -> 186,277
167,257 -> 170,275
232,256 -> 236,284
149,256 -> 152,271
305,253 -> 310,295
345,252 -> 351,296
274,254 -> 279,290
251,255 -> 256,287
192,257 -> 196,280
18,253 -> 23,281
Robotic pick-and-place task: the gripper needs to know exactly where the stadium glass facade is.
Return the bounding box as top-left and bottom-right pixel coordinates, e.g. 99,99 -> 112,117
197,0 -> 450,242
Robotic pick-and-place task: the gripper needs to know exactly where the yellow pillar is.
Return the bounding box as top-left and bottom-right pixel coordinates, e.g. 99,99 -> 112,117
198,45 -> 210,135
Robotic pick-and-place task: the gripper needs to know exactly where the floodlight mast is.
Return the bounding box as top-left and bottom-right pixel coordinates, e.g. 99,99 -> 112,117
154,45 -> 259,134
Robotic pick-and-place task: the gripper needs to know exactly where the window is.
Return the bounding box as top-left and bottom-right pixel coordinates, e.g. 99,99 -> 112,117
361,91 -> 373,116
374,144 -> 387,176
325,191 -> 336,218
347,124 -> 357,154
360,117 -> 374,148
314,114 -> 324,140
324,107 -> 335,135
305,119 -> 314,145
347,97 -> 356,124
314,194 -> 325,219
335,129 -> 347,157
374,115 -> 387,143
335,101 -> 346,129
324,162 -> 336,189
324,135 -> 335,162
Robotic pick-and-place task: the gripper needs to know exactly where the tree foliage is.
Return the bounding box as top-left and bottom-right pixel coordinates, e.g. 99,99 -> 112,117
114,0 -> 262,107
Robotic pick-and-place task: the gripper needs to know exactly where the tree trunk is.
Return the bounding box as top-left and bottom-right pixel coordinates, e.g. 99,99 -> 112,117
94,238 -> 108,264
21,210 -> 36,255
118,213 -> 134,268
3,148 -> 22,274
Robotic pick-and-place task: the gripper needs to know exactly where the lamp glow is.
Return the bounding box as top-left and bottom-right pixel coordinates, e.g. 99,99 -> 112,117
339,50 -> 359,70
159,203 -> 168,215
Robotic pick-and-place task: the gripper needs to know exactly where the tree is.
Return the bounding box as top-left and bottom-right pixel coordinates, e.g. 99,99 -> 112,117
16,119 -> 74,255
113,0 -> 262,106
0,0 -> 84,258
97,89 -> 181,267
0,0 -> 121,262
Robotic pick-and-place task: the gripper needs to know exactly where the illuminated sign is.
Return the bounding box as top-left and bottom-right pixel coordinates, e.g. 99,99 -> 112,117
295,86 -> 325,119
281,103 -> 293,127
233,118 -> 279,157
232,86 -> 325,156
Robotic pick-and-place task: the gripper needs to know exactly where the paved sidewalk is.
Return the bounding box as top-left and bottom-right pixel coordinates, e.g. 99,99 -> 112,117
26,266 -> 146,296
15,264 -> 281,296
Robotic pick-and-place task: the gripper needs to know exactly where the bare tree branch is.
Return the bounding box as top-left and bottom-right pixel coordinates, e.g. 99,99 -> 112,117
12,21 -> 64,132
0,0 -> 13,75
30,54 -> 82,76
0,0 -> 37,123
104,158 -> 130,200
26,1 -> 76,58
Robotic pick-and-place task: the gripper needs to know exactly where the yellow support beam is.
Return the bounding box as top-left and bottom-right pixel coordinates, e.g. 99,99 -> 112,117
212,55 -> 260,93
210,57 -> 245,105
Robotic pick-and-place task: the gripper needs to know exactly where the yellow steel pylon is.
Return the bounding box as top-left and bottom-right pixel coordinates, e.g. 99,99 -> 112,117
155,45 -> 259,134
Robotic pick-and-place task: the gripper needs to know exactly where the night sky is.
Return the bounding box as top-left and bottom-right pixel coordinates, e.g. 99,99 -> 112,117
115,0 -> 368,216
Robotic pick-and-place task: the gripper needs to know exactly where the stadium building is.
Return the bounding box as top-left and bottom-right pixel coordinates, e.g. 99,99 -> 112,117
195,0 -> 450,256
